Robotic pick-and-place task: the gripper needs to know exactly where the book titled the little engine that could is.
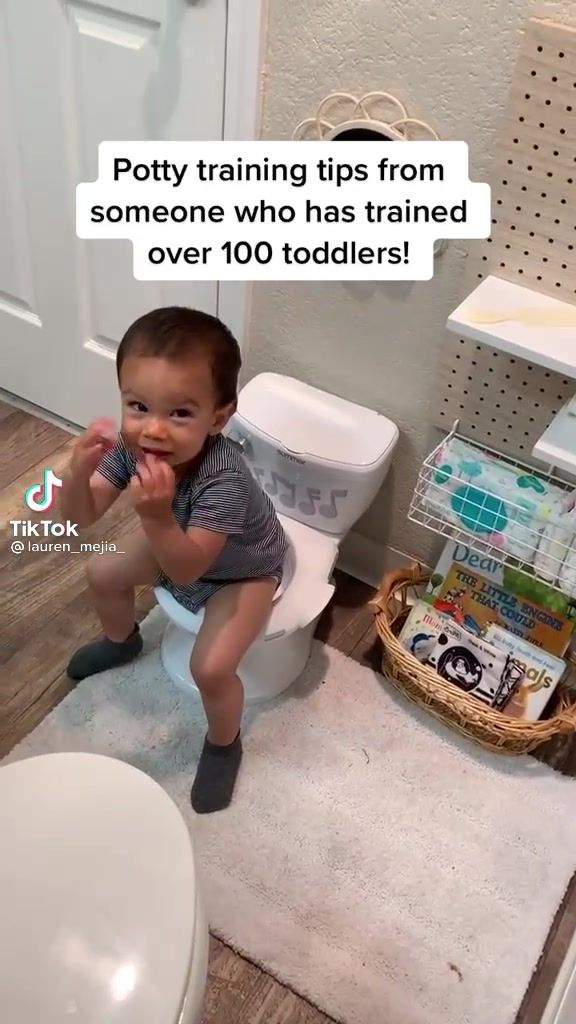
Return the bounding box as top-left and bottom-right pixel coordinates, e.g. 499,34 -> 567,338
424,541 -> 576,657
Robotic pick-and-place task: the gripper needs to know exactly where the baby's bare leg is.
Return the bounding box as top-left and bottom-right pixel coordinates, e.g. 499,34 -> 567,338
190,577 -> 277,814
67,531 -> 160,681
86,530 -> 160,641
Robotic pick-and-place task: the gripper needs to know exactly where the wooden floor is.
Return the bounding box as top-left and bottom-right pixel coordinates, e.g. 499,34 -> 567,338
1,398 -> 576,1024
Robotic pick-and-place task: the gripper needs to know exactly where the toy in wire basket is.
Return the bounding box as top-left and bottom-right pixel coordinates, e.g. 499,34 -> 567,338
370,563 -> 576,756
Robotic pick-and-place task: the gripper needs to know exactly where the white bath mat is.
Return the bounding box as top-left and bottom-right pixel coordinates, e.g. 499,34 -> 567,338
4,606 -> 576,1024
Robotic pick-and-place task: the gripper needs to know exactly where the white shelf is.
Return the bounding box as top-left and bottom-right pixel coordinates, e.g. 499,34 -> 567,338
446,276 -> 576,379
533,396 -> 576,477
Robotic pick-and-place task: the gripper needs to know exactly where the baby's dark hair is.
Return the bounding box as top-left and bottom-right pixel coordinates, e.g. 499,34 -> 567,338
116,307 -> 242,407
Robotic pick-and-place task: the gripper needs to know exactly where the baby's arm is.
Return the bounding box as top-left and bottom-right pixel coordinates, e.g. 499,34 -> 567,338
59,469 -> 123,528
177,472 -> 249,583
58,418 -> 125,528
141,519 -> 227,585
137,470 -> 248,585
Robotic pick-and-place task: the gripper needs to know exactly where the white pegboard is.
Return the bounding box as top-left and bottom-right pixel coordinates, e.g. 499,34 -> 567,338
477,17 -> 576,303
438,339 -> 574,458
440,17 -> 576,459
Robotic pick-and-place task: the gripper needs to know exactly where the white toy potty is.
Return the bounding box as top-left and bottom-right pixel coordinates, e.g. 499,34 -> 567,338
0,753 -> 208,1024
155,516 -> 338,701
155,373 -> 399,702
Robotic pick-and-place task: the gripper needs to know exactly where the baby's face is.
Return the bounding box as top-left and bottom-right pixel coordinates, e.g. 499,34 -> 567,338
119,354 -> 233,469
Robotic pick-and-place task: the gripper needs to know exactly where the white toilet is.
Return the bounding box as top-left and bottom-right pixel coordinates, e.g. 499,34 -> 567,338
0,752 -> 208,1024
155,373 -> 399,701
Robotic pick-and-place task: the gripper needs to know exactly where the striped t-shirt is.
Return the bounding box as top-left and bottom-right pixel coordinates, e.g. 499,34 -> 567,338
97,433 -> 288,612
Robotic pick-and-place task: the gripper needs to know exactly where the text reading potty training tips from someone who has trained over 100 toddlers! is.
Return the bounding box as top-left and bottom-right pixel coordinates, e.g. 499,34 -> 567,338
76,141 -> 491,281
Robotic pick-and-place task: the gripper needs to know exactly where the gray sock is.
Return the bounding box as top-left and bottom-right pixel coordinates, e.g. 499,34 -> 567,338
190,731 -> 243,814
66,623 -> 143,681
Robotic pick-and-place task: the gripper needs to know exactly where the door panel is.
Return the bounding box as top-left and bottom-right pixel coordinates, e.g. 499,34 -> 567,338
1,0 -> 226,426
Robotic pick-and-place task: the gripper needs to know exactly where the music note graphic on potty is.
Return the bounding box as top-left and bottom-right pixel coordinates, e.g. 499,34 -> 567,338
24,468 -> 63,513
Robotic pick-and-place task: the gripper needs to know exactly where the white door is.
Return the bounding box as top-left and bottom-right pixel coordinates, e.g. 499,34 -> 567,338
0,0 -> 226,427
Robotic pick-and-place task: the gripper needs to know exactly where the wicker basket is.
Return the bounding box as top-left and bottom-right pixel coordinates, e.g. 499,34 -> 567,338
370,563 -> 576,755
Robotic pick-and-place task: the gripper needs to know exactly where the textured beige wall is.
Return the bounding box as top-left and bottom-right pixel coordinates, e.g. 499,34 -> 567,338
243,0 -> 576,562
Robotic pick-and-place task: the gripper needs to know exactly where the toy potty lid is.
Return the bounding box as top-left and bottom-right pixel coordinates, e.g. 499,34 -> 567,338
0,752 -> 198,1024
235,373 -> 399,468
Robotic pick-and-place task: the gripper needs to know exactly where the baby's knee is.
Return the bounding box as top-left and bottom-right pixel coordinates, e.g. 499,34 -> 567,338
86,553 -> 122,592
190,651 -> 233,695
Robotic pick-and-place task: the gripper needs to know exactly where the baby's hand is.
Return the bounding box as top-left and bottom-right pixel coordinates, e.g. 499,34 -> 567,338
70,418 -> 118,478
91,417 -> 117,445
129,453 -> 175,519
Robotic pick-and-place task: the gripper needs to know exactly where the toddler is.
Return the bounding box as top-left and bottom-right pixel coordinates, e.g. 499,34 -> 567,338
60,307 -> 288,813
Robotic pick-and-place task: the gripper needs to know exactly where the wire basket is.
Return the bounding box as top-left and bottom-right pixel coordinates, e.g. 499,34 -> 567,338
370,564 -> 576,755
408,422 -> 576,595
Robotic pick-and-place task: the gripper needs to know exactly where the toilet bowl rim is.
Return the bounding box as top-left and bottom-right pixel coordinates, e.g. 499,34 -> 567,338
0,752 -> 203,1024
154,520 -> 336,638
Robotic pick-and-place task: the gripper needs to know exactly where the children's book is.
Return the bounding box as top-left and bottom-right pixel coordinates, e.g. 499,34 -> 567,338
398,601 -> 462,663
398,601 -> 525,708
425,552 -> 574,656
484,624 -> 567,720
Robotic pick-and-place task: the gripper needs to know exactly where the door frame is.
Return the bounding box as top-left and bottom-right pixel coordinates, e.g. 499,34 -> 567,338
218,0 -> 269,357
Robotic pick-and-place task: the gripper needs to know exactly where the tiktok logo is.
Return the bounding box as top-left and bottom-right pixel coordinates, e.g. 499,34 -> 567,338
24,468 -> 63,512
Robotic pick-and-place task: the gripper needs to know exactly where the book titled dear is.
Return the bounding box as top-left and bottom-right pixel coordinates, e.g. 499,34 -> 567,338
431,563 -> 574,657
424,540 -> 576,620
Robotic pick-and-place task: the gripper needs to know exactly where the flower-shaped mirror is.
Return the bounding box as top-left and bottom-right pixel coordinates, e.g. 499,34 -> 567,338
292,92 -> 446,256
